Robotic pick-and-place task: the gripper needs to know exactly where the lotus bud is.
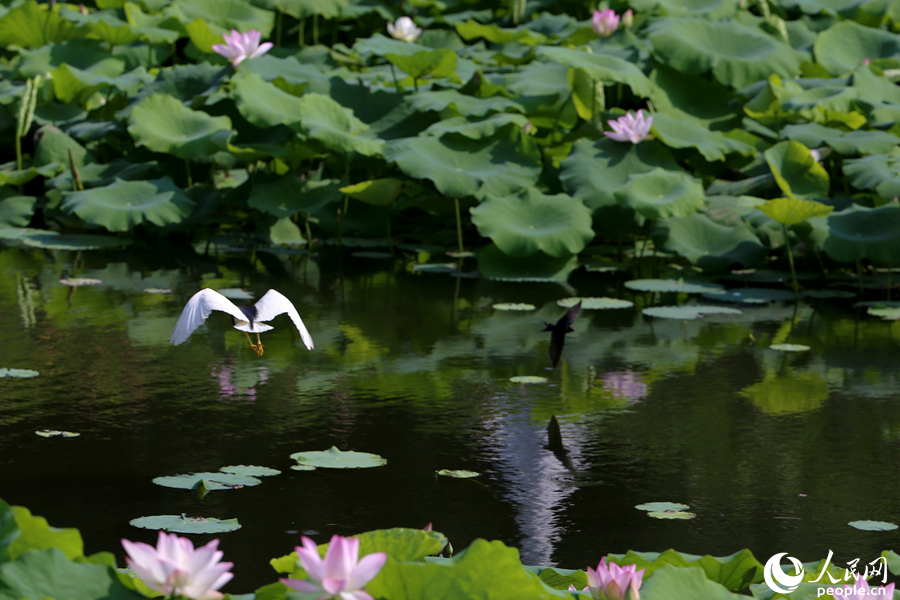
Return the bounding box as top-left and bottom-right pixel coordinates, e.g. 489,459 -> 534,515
621,9 -> 633,28
387,16 -> 423,42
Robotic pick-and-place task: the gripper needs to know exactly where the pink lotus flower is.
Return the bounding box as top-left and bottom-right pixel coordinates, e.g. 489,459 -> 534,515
587,557 -> 644,600
831,575 -> 895,598
212,30 -> 273,67
281,534 -> 387,600
604,109 -> 653,144
121,532 -> 233,600
621,9 -> 634,28
592,9 -> 620,37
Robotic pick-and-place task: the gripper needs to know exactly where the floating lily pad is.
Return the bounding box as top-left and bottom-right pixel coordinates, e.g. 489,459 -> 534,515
35,430 -> 79,437
642,305 -> 742,319
509,376 -> 548,384
129,515 -> 242,534
290,447 -> 387,469
436,469 -> 480,478
59,278 -> 102,286
143,288 -> 172,294
848,520 -> 898,531
868,307 -> 900,321
152,472 -> 262,490
636,502 -> 691,512
216,288 -> 254,300
219,465 -> 281,477
648,510 -> 697,520
556,297 -> 634,309
492,303 -> 536,311
625,279 -> 723,294
0,368 -> 40,378
290,464 -> 317,471
770,344 -> 811,352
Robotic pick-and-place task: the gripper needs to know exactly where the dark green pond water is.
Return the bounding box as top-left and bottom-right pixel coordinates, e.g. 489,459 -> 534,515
2,243 -> 900,593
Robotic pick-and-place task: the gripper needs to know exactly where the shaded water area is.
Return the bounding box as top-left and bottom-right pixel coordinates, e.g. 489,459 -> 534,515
3,242 -> 900,593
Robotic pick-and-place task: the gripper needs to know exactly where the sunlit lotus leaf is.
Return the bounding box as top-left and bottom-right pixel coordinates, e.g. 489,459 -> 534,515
268,217 -> 305,246
625,279 -> 723,294
69,11 -> 141,46
492,303 -> 536,311
642,305 -> 742,319
847,520 -> 898,531
636,502 -> 690,511
635,0 -> 739,16
290,447 -> 386,469
509,376 -> 548,384
0,2 -> 87,47
782,123 -> 900,156
385,49 -> 458,81
647,510 -> 697,520
166,0 -> 275,36
219,465 -> 281,477
844,150 -> 900,199
455,20 -> 546,45
436,469 -> 480,478
615,169 -> 704,224
340,179 -> 404,207
814,203 -> 900,263
152,472 -> 262,490
739,371 -> 828,414
62,178 -> 194,232
296,93 -> 383,157
868,307 -> 900,320
21,232 -> 132,249
0,164 -> 63,187
0,368 -> 39,378
470,188 -> 593,257
648,18 -> 802,89
779,84 -> 857,118
35,430 -> 79,437
385,130 -> 541,198
406,90 -> 525,117
757,197 -> 833,225
128,94 -> 234,159
850,63 -> 900,106
764,141 -> 829,199
654,213 -> 767,271
477,244 -> 579,282
815,21 -> 900,76
651,113 -> 754,161
0,196 -> 36,227
422,114 -> 528,139
232,70 -> 303,129
249,176 -> 341,218
536,47 -> 653,97
59,278 -> 102,286
129,515 -> 241,534
557,297 -> 634,309
355,528 -> 448,562
770,343 -> 810,351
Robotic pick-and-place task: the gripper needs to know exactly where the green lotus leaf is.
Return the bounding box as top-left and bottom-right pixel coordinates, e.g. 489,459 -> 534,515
869,306 -> 900,320
62,177 -> 194,232
355,528 -> 448,563
340,179 -> 404,207
648,18 -> 802,89
642,305 -> 742,319
815,21 -> 900,76
814,202 -> 900,263
353,33 -> 429,58
765,140 -> 829,199
780,84 -> 857,118
850,63 -> 900,106
492,303 -> 536,311
248,176 -> 341,218
476,244 -> 579,282
739,371 -> 828,414
702,288 -> 795,304
0,196 -> 37,227
848,520 -> 898,531
385,129 -> 541,198
0,548 -> 141,600
385,49 -> 458,81
20,232 -> 133,249
152,472 -> 262,490
648,65 -> 742,128
33,127 -> 93,169
166,0 -> 275,36
615,169 -> 704,224
297,93 -> 383,157
610,549 -> 762,591
757,197 -> 833,226
781,122 -> 900,156
129,515 -> 242,534
636,502 -> 690,512
0,167 -> 51,187
406,90 -> 525,117
290,446 -> 387,469
651,113 -> 754,161
536,46 -> 654,97
60,8 -> 142,46
268,217 -> 305,246
455,20 -> 546,45
0,368 -> 40,378
51,64 -> 153,107
844,150 -> 900,199
274,0 -> 349,19
633,0 -> 739,16
625,279 -> 724,294
436,469 -> 480,478
470,188 -> 594,257
557,297 -> 634,309
411,263 -> 457,273
638,565 -> 740,599
770,343 -> 810,351
654,213 -> 768,271
16,38 -> 122,80
128,94 -> 234,159
561,138 -> 683,213
0,2 -> 87,48
232,70 -> 303,129
422,114 -> 529,139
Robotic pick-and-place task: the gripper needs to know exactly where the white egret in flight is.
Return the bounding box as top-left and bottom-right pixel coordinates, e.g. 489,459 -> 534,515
170,289 -> 314,356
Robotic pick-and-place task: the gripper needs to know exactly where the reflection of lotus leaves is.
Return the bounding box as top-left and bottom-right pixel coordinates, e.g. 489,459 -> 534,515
740,371 -> 829,415
290,446 -> 387,469
129,515 -> 242,534
642,305 -> 742,320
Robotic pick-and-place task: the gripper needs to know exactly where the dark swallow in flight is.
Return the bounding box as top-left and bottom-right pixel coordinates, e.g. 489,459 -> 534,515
543,300 -> 582,368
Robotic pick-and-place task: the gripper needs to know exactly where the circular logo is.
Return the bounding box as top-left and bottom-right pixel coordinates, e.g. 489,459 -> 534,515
764,552 -> 805,594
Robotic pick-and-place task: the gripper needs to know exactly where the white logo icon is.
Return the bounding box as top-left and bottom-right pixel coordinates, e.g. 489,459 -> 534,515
764,552 -> 805,594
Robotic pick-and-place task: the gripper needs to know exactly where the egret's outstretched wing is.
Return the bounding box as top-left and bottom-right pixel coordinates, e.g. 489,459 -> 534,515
254,289 -> 314,350
170,289 -> 248,345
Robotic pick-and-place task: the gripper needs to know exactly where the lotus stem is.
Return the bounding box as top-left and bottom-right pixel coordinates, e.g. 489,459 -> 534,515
386,207 -> 394,255
782,223 -> 800,301
889,264 -> 893,301
552,92 -> 573,144
276,12 -> 283,46
305,213 -> 313,252
454,198 -> 464,254
68,149 -> 83,191
390,64 -> 399,88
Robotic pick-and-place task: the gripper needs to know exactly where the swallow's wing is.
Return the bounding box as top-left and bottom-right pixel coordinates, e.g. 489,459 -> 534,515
253,289 -> 314,350
562,300 -> 582,328
170,289 -> 247,345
